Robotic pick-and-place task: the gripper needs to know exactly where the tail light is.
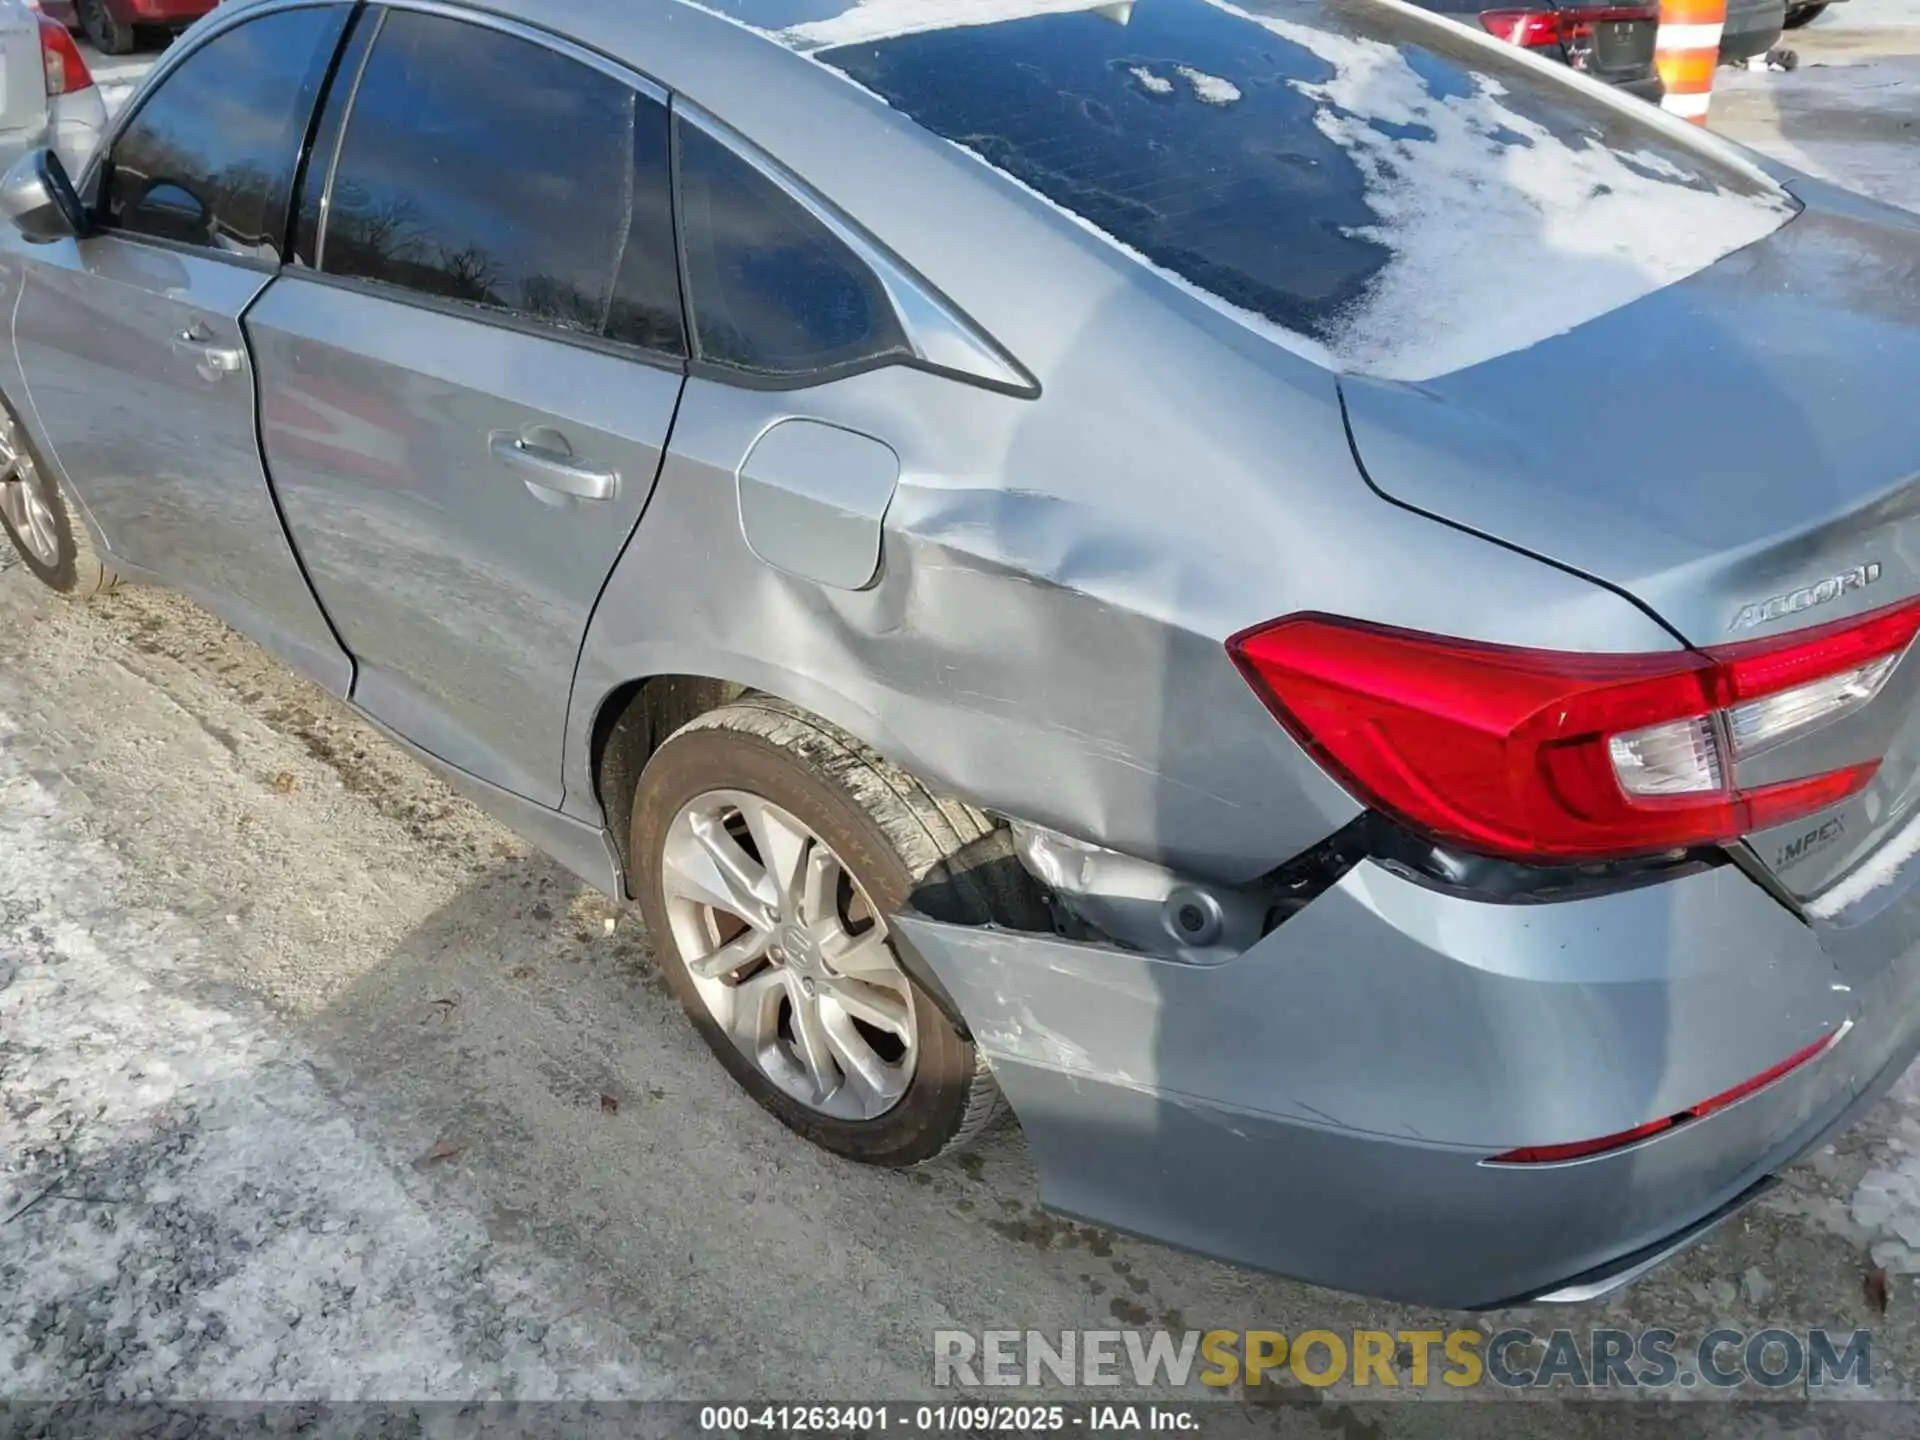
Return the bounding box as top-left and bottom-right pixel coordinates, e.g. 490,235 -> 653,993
38,15 -> 93,98
1480,5 -> 1658,70
1479,8 -> 1567,45
1228,596 -> 1920,864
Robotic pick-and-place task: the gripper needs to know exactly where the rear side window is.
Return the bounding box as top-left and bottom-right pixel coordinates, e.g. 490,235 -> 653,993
101,5 -> 349,257
676,118 -> 910,379
319,10 -> 684,356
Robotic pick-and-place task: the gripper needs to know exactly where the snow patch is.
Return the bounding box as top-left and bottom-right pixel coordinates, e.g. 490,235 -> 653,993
1853,1067 -> 1920,1275
783,0 -> 1114,48
1203,0 -> 1796,379
1130,64 -> 1175,94
1805,805 -> 1920,919
1175,65 -> 1242,104
0,717 -> 649,1399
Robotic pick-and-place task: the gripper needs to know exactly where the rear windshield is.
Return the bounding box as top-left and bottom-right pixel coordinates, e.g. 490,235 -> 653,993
804,0 -> 1795,379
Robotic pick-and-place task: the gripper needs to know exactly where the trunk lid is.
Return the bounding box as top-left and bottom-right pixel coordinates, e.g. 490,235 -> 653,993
1340,180 -> 1920,912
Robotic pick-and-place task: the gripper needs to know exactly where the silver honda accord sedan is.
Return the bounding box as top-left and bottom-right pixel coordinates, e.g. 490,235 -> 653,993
4,0 -> 1920,1308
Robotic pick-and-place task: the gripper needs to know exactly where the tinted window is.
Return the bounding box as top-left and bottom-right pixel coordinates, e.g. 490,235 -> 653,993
677,119 -> 910,378
817,0 -> 1789,377
102,5 -> 349,257
321,11 -> 684,356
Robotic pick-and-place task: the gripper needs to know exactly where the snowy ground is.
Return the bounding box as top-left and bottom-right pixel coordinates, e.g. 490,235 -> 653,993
1713,0 -> 1920,213
6,6 -> 1920,1423
0,744 -> 657,1400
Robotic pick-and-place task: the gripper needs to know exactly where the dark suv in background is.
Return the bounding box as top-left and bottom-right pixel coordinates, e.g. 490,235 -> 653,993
1413,0 -> 1786,96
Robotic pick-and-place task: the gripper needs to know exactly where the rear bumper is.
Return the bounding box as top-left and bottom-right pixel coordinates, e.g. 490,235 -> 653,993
1721,0 -> 1787,59
898,857 -> 1920,1308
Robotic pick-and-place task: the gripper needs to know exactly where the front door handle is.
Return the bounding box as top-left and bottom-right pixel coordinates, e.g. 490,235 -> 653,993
489,430 -> 620,504
173,328 -> 244,381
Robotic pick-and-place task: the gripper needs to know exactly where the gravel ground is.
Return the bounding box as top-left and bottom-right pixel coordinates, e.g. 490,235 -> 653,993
7,20 -> 1920,1422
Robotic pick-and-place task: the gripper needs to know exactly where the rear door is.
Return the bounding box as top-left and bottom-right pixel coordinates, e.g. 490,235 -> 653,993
247,4 -> 687,807
11,2 -> 356,693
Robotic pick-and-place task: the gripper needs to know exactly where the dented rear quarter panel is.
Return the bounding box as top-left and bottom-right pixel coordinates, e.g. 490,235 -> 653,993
530,0 -> 1694,878
564,298 -> 1681,882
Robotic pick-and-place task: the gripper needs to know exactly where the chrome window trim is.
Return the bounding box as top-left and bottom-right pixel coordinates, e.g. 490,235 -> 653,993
677,102 -> 1038,398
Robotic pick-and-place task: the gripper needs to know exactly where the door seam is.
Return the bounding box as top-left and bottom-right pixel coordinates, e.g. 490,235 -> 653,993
554,370 -> 691,818
238,277 -> 358,693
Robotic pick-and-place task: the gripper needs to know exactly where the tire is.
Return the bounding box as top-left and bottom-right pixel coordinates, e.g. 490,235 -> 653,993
0,397 -> 115,599
1784,3 -> 1827,26
631,698 -> 1009,1167
78,0 -> 136,55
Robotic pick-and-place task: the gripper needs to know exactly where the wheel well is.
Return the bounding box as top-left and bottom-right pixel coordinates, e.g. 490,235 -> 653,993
588,677 -> 1050,935
592,675 -> 747,886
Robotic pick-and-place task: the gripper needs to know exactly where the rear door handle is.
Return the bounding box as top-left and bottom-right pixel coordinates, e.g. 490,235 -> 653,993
173,328 -> 244,381
489,430 -> 620,504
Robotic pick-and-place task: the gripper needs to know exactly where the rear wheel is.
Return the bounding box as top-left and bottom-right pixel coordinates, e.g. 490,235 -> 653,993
631,700 -> 1005,1167
78,0 -> 136,55
1784,3 -> 1828,26
0,400 -> 116,599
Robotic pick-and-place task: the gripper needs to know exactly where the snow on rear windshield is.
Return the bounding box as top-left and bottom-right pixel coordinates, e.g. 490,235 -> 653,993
790,0 -> 1797,380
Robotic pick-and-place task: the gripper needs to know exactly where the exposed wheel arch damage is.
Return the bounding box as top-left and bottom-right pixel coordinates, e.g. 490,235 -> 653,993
586,672 -> 1379,987
588,678 -> 1048,931
593,682 -> 1055,1035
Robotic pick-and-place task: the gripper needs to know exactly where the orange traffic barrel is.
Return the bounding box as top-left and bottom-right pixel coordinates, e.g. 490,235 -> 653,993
1656,0 -> 1728,123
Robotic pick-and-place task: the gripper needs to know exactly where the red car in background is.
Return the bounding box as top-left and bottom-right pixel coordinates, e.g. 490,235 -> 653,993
37,0 -> 214,54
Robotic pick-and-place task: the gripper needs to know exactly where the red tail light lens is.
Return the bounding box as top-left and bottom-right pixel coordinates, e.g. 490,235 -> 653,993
38,15 -> 93,98
1480,5 -> 1659,54
1229,598 -> 1920,863
1479,8 -> 1564,44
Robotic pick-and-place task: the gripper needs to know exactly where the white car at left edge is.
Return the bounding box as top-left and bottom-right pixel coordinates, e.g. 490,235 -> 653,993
2,0 -> 105,182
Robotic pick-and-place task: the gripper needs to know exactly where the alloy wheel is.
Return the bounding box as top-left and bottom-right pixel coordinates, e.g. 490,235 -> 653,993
0,418 -> 59,568
661,790 -> 919,1121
